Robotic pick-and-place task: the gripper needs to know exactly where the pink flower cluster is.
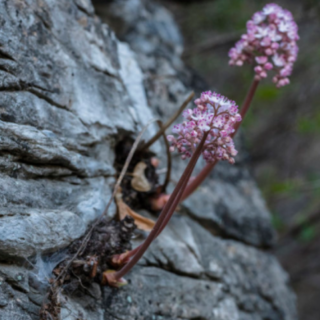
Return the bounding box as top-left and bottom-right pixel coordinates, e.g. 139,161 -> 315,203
229,3 -> 299,88
167,91 -> 241,164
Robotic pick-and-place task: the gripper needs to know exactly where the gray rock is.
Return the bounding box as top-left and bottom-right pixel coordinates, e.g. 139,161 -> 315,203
0,264 -> 29,293
182,162 -> 276,247
0,0 -> 153,259
140,217 -> 204,277
107,217 -> 296,320
0,0 -> 296,319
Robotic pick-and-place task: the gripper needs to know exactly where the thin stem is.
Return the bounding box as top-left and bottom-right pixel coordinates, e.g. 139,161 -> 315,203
139,92 -> 194,151
181,159 -> 217,201
181,78 -> 260,201
117,172 -> 192,262
125,141 -> 198,261
233,78 -> 259,132
156,158 -> 196,236
128,155 -> 197,259
114,152 -> 198,267
114,134 -> 208,280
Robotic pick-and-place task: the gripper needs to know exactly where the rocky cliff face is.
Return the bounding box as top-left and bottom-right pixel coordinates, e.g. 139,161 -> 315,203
0,0 -> 296,319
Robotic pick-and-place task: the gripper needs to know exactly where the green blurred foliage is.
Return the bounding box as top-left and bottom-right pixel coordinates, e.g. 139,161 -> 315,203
255,85 -> 281,102
298,225 -> 316,242
242,84 -> 282,128
296,111 -> 320,134
271,212 -> 285,231
269,181 -> 296,195
182,0 -> 265,36
259,167 -> 299,199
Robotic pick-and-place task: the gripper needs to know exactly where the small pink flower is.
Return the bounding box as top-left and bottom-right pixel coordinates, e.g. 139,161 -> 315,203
255,56 -> 268,64
167,91 -> 241,164
264,62 -> 273,70
228,3 -> 299,88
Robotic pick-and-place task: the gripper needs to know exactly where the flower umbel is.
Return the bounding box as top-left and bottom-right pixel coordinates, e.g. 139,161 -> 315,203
167,91 -> 241,164
228,3 -> 299,87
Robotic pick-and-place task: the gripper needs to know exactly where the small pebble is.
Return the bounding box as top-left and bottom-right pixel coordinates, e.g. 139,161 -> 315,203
127,296 -> 132,304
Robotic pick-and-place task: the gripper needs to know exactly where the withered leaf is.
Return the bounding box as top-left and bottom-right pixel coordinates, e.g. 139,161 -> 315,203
116,191 -> 155,231
131,161 -> 151,192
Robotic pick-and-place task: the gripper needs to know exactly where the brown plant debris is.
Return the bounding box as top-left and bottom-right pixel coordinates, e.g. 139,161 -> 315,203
63,216 -> 136,287
39,281 -> 61,320
131,161 -> 152,192
40,216 -> 136,320
116,190 -> 155,231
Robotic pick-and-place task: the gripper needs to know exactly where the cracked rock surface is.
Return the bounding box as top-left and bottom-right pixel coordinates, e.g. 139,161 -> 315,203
0,0 -> 296,319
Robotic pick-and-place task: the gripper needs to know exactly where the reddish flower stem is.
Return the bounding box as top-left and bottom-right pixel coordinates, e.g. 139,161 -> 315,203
180,78 -> 260,201
233,78 -> 260,132
114,134 -> 208,281
124,145 -> 200,260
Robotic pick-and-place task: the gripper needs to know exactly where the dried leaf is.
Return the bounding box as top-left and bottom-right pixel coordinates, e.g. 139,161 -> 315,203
116,191 -> 155,231
131,162 -> 151,192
